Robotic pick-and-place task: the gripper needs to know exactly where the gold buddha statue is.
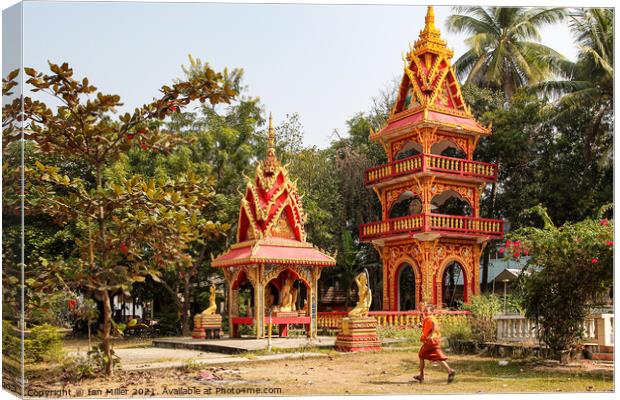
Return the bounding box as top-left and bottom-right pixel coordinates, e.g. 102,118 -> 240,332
202,286 -> 217,315
276,275 -> 295,312
348,271 -> 371,318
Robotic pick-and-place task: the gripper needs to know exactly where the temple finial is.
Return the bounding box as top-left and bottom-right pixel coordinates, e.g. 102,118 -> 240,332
268,112 -> 275,152
424,6 -> 438,34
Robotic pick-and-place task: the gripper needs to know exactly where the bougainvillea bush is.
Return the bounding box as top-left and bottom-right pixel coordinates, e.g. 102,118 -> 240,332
508,205 -> 613,361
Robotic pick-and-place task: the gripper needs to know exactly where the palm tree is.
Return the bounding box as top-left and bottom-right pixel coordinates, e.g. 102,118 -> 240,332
447,7 -> 567,99
535,8 -> 613,164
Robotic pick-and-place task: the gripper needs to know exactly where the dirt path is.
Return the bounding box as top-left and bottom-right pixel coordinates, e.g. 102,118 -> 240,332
24,348 -> 613,397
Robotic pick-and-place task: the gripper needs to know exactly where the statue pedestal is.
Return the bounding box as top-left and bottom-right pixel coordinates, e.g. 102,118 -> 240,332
335,317 -> 381,352
191,315 -> 206,339
192,314 -> 223,339
201,314 -> 223,339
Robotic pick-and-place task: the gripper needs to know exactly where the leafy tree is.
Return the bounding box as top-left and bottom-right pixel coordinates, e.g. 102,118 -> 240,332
510,205 -> 613,361
337,230 -> 360,309
447,6 -> 567,99
3,61 -> 238,375
536,8 -> 613,165
113,58 -> 264,334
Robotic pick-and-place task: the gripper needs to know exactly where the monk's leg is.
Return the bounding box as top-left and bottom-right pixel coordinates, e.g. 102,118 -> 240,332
441,361 -> 456,383
440,360 -> 454,373
419,357 -> 425,377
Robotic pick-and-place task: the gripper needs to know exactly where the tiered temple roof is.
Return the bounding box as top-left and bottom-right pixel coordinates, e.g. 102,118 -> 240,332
212,115 -> 336,268
372,6 -> 491,141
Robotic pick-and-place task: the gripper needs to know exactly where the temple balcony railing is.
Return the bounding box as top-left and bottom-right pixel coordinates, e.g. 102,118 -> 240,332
316,310 -> 470,330
359,213 -> 504,241
365,153 -> 497,186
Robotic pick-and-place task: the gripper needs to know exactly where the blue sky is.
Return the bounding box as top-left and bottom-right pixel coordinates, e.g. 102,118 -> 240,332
11,1 -> 579,148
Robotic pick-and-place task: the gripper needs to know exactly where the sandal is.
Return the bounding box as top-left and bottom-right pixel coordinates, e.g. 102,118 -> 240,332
413,375 -> 424,383
447,370 -> 456,383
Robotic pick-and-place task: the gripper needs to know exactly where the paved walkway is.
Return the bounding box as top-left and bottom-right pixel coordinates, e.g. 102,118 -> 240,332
152,336 -> 336,354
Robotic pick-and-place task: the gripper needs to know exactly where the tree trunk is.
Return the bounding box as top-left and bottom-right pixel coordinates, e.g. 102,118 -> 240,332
101,289 -> 113,376
181,275 -> 191,337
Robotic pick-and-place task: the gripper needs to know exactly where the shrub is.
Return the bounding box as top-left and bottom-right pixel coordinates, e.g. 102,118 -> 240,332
2,320 -> 21,360
510,205 -> 613,362
61,355 -> 97,381
461,294 -> 502,343
25,324 -> 63,362
154,311 -> 181,336
440,315 -> 472,343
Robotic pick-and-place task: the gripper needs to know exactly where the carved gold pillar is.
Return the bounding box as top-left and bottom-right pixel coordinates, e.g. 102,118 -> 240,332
310,267 -> 321,338
417,240 -> 437,305
249,265 -> 264,339
472,242 -> 486,297
228,284 -> 236,337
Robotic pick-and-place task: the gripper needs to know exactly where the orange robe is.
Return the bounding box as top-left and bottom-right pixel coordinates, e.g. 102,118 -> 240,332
418,315 -> 448,361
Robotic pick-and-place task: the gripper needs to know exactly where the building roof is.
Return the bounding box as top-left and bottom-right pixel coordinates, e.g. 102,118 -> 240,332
371,6 -> 490,143
212,115 -> 335,268
211,237 -> 336,268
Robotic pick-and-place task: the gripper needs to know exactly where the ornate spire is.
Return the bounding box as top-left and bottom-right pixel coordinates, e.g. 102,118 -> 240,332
267,112 -> 275,154
424,5 -> 438,34
263,112 -> 279,175
412,5 -> 451,57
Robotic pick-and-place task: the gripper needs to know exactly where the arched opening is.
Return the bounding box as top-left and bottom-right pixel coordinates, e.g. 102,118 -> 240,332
395,141 -> 423,160
431,140 -> 466,159
431,190 -> 472,216
264,282 -> 279,312
389,191 -> 423,218
397,263 -> 417,311
442,261 -> 466,309
271,269 -> 310,313
237,281 -> 254,317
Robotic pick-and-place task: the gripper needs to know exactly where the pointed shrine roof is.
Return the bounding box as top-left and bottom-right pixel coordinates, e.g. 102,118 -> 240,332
212,114 -> 336,268
371,6 -> 491,141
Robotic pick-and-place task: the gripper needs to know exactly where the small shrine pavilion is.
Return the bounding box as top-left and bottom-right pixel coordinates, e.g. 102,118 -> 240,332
212,115 -> 336,339
360,6 -> 504,310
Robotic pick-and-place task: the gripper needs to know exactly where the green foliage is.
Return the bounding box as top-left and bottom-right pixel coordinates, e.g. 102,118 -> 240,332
447,6 -> 567,98
461,294 -> 502,343
87,343 -> 120,373
441,315 -> 473,343
2,320 -> 21,360
511,206 -> 613,359
24,324 -> 64,363
154,311 -> 181,337
61,355 -> 98,381
3,59 -> 238,375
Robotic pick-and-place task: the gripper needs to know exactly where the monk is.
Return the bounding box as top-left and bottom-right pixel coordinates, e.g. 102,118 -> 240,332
413,304 -> 456,384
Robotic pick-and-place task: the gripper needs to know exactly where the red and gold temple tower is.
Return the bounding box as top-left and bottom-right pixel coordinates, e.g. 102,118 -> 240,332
212,114 -> 336,338
359,6 -> 504,310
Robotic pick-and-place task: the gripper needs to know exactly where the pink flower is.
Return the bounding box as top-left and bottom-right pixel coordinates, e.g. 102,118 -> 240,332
591,258 -> 599,264
505,240 -> 513,247
499,248 -> 505,255
514,251 -> 521,258
600,219 -> 609,226
523,250 -> 529,256
606,241 -> 614,246
514,240 -> 521,247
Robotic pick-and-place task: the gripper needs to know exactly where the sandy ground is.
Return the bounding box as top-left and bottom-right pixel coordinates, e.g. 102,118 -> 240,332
22,347 -> 613,397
